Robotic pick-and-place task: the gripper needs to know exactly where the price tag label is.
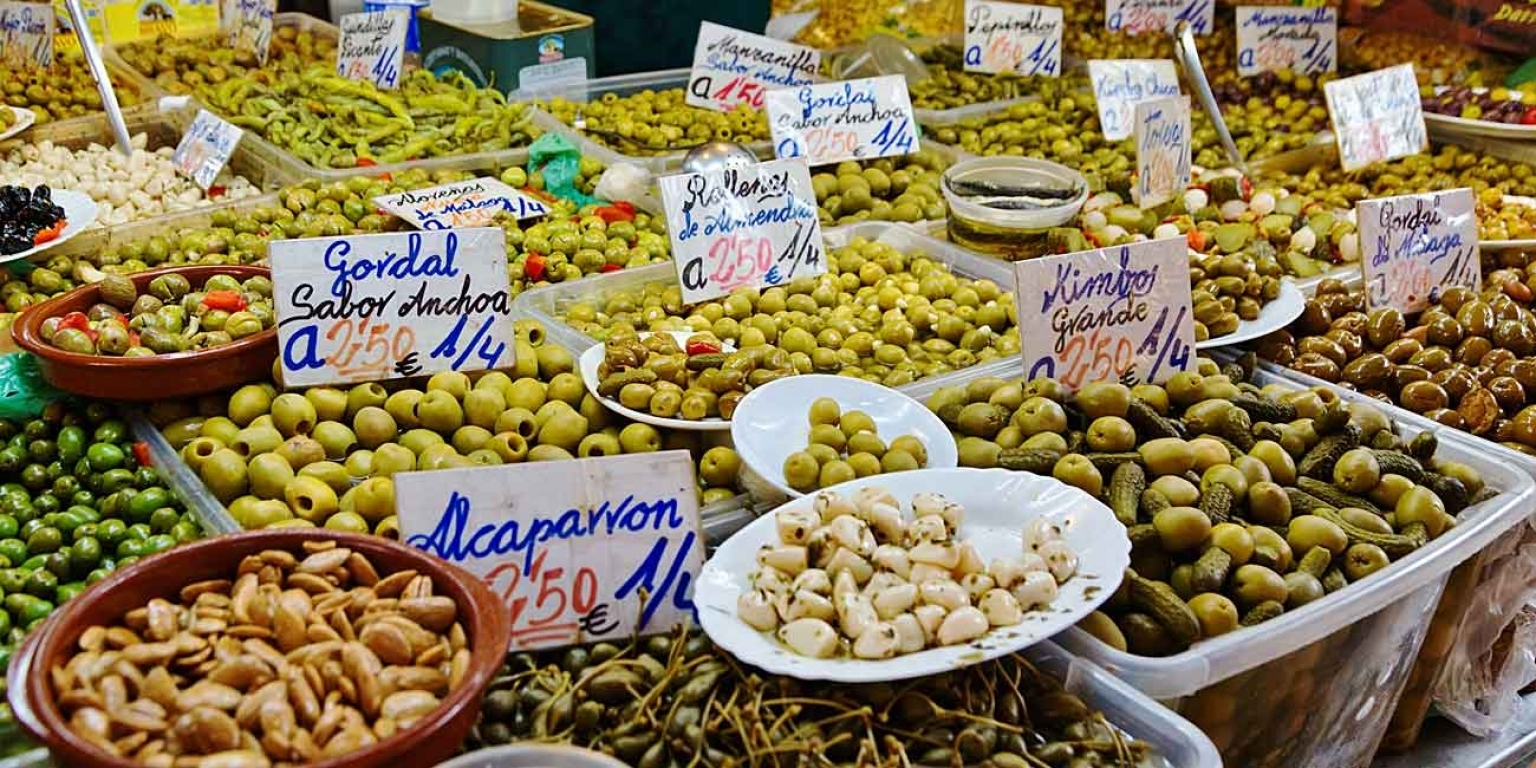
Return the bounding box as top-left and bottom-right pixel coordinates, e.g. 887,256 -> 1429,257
962,1 -> 1062,76
1324,64 -> 1427,172
226,0 -> 275,64
1134,96 -> 1191,209
1236,6 -> 1336,76
0,3 -> 52,69
171,110 -> 243,191
1359,188 -> 1480,314
337,9 -> 408,89
1088,59 -> 1180,141
398,451 -> 703,650
1105,0 -> 1212,35
373,177 -> 550,230
687,21 -> 820,112
765,75 -> 918,166
658,158 -> 826,304
1013,237 -> 1195,391
270,228 -> 515,388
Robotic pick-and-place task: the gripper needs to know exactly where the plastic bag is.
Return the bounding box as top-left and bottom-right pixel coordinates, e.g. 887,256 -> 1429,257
0,353 -> 68,420
527,133 -> 602,208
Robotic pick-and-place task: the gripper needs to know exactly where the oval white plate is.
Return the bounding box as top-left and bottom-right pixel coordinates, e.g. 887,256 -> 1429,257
731,373 -> 958,498
0,107 -> 35,142
0,190 -> 98,264
696,468 -> 1130,682
1483,195 -> 1536,252
1196,279 -> 1304,350
580,330 -> 735,432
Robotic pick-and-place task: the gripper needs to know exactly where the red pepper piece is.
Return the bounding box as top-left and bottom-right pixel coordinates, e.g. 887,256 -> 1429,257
1186,229 -> 1206,251
207,185 -> 226,198
58,311 -> 90,331
599,264 -> 622,273
595,201 -> 637,223
202,290 -> 248,312
686,340 -> 721,356
525,252 -> 547,282
32,219 -> 66,245
132,442 -> 152,467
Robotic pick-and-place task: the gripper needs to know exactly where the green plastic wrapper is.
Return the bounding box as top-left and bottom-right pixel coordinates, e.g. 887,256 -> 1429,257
528,133 -> 603,208
0,353 -> 68,420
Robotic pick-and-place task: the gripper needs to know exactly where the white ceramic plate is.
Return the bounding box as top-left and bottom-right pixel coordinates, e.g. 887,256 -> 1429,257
696,468 -> 1131,682
1483,195 -> 1536,252
1423,87 -> 1536,141
0,190 -> 98,264
1196,279 -> 1305,350
731,374 -> 958,498
580,330 -> 735,432
0,107 -> 35,142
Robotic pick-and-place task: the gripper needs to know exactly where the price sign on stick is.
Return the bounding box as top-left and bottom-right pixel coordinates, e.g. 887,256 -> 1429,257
1105,0 -> 1213,35
963,1 -> 1062,76
227,0 -> 275,64
1013,237 -> 1195,392
1088,59 -> 1180,141
374,177 -> 551,230
659,158 -> 826,304
1236,6 -> 1336,76
687,21 -> 820,113
171,110 -> 243,191
1324,64 -> 1426,172
398,451 -> 704,650
1359,188 -> 1480,314
766,75 -> 918,166
337,9 -> 408,89
270,228 -> 515,388
0,2 -> 52,69
1134,96 -> 1191,209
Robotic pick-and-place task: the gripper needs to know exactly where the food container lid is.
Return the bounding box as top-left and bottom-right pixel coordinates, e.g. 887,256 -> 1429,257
829,35 -> 930,89
941,156 -> 1089,231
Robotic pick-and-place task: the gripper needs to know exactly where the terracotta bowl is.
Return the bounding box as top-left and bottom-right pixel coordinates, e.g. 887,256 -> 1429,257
11,265 -> 277,400
8,529 -> 512,768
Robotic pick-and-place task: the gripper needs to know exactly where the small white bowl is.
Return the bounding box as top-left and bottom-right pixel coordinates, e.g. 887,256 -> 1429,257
730,374 -> 958,497
579,330 -> 736,432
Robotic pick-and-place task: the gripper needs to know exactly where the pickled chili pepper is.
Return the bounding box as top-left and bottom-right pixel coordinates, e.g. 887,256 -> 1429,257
201,290 -> 247,312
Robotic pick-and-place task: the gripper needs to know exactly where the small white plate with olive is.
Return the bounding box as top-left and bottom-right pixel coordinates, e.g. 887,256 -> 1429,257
580,330 -> 737,432
0,189 -> 97,264
0,106 -> 35,142
1196,279 -> 1305,350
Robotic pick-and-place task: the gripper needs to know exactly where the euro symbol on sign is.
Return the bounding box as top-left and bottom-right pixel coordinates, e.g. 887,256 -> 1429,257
393,351 -> 422,377
578,603 -> 619,635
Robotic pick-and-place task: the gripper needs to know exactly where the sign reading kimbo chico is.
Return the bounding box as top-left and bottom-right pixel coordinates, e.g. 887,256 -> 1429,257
373,177 -> 551,230
397,451 -> 704,650
765,75 -> 917,166
1236,6 -> 1336,76
687,21 -> 820,112
658,158 -> 826,304
1013,237 -> 1195,392
1088,59 -> 1180,141
963,1 -> 1062,77
1359,188 -> 1480,314
1324,64 -> 1427,172
337,8 -> 409,89
270,228 -> 515,387
0,2 -> 51,69
1105,0 -> 1213,35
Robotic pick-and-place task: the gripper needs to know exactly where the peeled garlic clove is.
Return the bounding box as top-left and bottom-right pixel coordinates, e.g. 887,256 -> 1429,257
853,487 -> 899,516
872,583 -> 918,620
1023,518 -> 1064,552
872,544 -> 911,579
989,558 -> 1026,589
828,515 -> 874,556
918,580 -> 968,611
908,514 -> 949,544
911,492 -> 950,519
791,568 -> 832,596
955,542 -> 986,577
909,541 -> 961,570
738,589 -> 779,631
757,545 -> 808,577
1038,540 -> 1079,583
783,589 -> 836,622
833,569 -> 859,604
892,613 -> 926,653
814,491 -> 858,523
1019,552 -> 1049,574
938,499 -> 966,532
863,571 -> 905,596
868,502 -> 907,544
1011,571 -> 1058,609
778,618 -> 838,658
909,562 -> 952,585
914,604 -> 947,640
836,594 -> 878,640
775,507 -> 819,546
751,566 -> 792,596
852,621 -> 900,659
937,606 -> 990,645
807,527 -> 835,569
959,573 -> 996,601
979,588 -> 1024,626
826,548 -> 874,586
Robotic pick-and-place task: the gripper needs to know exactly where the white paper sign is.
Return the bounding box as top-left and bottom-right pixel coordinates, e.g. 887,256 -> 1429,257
0,3 -> 52,69
963,1 -> 1062,77
658,158 -> 826,304
1134,96 -> 1191,209
687,21 -> 820,112
337,9 -> 409,89
1324,64 -> 1427,173
1359,188 -> 1480,314
171,110 -> 243,191
270,228 -> 515,388
374,177 -> 550,230
1236,6 -> 1336,76
1105,0 -> 1213,35
765,75 -> 918,166
1014,237 -> 1195,392
397,451 -> 704,651
1088,59 -> 1181,141
227,0 -> 275,64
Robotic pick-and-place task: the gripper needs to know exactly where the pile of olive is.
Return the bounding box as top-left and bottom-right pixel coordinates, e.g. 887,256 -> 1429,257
783,397 -> 928,491
1197,70 -> 1337,169
540,89 -> 770,156
115,24 -> 338,100
0,59 -> 143,124
813,151 -> 948,226
1342,28 -> 1504,87
784,0 -> 959,49
925,362 -> 1481,654
908,44 -> 1059,112
923,94 -> 1131,189
596,331 -> 775,422
156,322 -> 744,532
41,272 -> 274,357
557,238 -> 1020,388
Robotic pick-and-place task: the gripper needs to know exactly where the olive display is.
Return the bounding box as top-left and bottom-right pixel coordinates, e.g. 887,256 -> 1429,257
0,59 -> 143,123
40,271 -> 275,357
1423,85 -> 1536,124
1341,28 -> 1504,87
470,628 -> 1157,767
909,45 -> 1056,111
813,151 -> 948,226
540,89 -> 771,156
780,0 -> 958,49
0,108 -> 13,132
116,24 -> 338,100
558,238 -> 1019,388
596,331 -> 772,422
782,398 -> 929,491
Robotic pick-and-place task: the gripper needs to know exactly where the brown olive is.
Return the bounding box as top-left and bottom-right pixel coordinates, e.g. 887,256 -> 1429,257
1433,367 -> 1479,403
1511,406 -> 1536,446
1319,292 -> 1363,317
1439,286 -> 1476,314
1315,278 -> 1351,296
1425,408 -> 1468,430
1298,337 -> 1348,367
1254,332 -> 1296,366
1482,347 -> 1518,371
1333,311 -> 1370,338
1293,352 -> 1341,381
1382,338 -> 1423,364
1405,326 -> 1430,345
1424,316 -> 1464,348
1455,301 -> 1496,338
1409,346 -> 1454,372
1392,364 -> 1431,389
1489,376 -> 1527,411
1476,366 -> 1500,388
1495,320 -> 1536,356
1459,387 -> 1501,435
1400,380 -> 1450,412
1326,329 -> 1365,359
1455,336 -> 1493,365
1491,295 -> 1525,322
1506,360 -> 1536,390
1342,353 -> 1394,390
1494,418 -> 1517,442
1365,308 -> 1407,348
1297,300 -> 1332,336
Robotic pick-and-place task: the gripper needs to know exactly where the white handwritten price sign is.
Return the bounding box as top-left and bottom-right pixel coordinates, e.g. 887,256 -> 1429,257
659,158 -> 826,304
1088,59 -> 1180,141
687,21 -> 820,113
398,451 -> 704,650
0,2 -> 52,69
337,9 -> 408,89
963,1 -> 1062,77
1324,64 -> 1427,173
1013,237 -> 1195,391
171,110 -> 243,191
374,177 -> 550,230
1105,0 -> 1212,35
1359,188 -> 1480,314
1236,6 -> 1336,77
227,0 -> 275,64
270,228 -> 515,388
765,76 -> 917,166
1134,96 -> 1191,209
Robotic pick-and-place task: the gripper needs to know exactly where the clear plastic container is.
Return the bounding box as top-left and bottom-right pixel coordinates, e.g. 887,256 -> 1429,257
940,156 -> 1087,261
104,12 -> 340,102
